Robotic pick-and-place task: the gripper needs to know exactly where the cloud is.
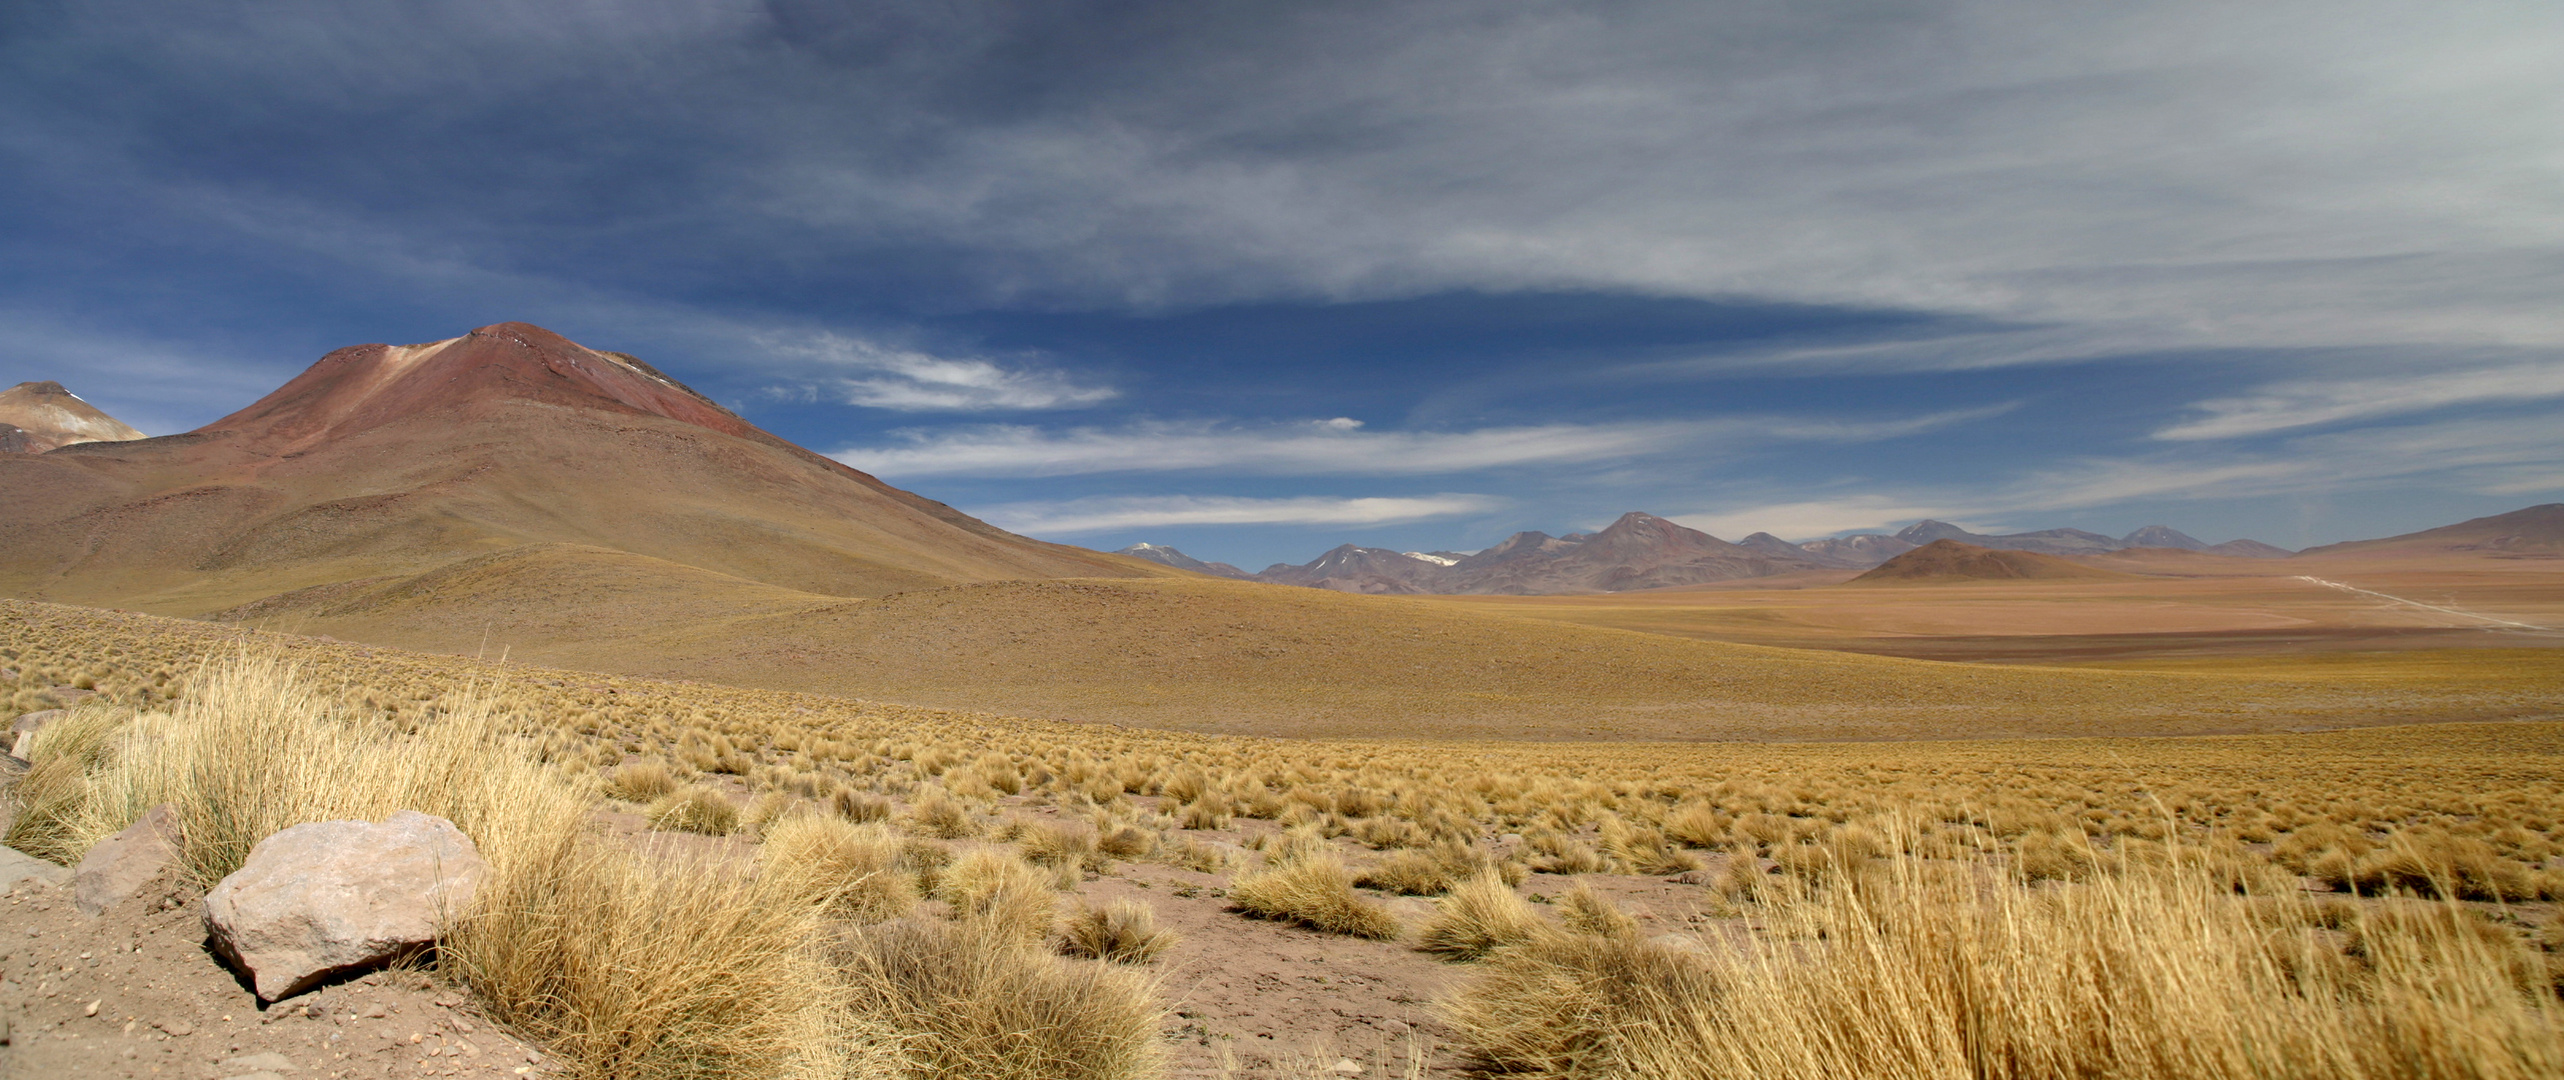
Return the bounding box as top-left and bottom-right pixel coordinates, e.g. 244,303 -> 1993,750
2155,360 -> 2564,440
759,332 -> 1116,411
833,406 -> 2006,478
974,493 -> 1506,534
1689,410 -> 2564,541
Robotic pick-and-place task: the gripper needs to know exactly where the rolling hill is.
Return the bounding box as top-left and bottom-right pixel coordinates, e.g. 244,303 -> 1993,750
2297,504 -> 2564,559
1849,539 -> 2138,585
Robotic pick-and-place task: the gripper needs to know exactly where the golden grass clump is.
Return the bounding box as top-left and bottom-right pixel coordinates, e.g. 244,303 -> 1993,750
1555,882 -> 1638,940
1228,853 -> 1403,940
907,793 -> 980,839
1444,829 -> 2564,1080
646,785 -> 741,836
937,847 -> 1060,947
1057,899 -> 1179,965
835,919 -> 1164,1080
449,841 -> 875,1080
601,759 -> 680,802
761,815 -> 917,924
1419,871 -> 1548,960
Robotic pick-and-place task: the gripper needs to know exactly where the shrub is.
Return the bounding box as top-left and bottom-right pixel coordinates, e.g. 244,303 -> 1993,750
1228,853 -> 1403,940
1556,882 -> 1638,940
601,760 -> 679,803
647,786 -> 741,836
1420,872 -> 1547,960
908,793 -> 980,839
830,788 -> 892,823
938,848 -> 1058,948
1058,899 -> 1179,965
761,815 -> 916,924
837,919 -> 1163,1080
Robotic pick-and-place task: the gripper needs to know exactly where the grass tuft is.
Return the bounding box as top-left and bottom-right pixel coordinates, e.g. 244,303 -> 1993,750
1228,853 -> 1403,940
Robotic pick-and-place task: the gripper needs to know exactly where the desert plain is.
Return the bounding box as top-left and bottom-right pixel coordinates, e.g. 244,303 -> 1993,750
2,326 -> 2560,1080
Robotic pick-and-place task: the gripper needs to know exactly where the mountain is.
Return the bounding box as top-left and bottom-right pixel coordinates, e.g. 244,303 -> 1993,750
2203,538 -> 2295,559
1258,544 -> 1447,594
0,322 -> 1162,613
1255,511 -> 1830,595
0,381 -> 147,453
1894,520 -> 2124,556
2120,525 -> 2206,550
1849,539 -> 2135,585
1115,543 -> 1251,579
2296,504 -> 2564,559
1797,533 -> 1919,567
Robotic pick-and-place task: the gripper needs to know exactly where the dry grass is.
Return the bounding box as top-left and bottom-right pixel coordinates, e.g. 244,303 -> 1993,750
1058,899 -> 1179,965
1445,830 -> 2564,1080
1418,871 -> 1547,960
646,785 -> 741,836
835,918 -> 1164,1080
1228,854 -> 1403,940
935,847 -> 1059,948
762,815 -> 917,924
602,759 -> 680,802
10,601 -> 2564,1080
449,840 -> 877,1080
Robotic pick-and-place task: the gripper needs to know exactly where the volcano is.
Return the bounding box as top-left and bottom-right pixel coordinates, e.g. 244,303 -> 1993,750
0,381 -> 147,453
0,322 -> 1162,612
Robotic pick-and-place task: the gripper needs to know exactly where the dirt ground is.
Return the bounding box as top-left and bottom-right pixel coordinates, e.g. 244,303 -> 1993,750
3,788 -> 1739,1080
0,868 -> 548,1080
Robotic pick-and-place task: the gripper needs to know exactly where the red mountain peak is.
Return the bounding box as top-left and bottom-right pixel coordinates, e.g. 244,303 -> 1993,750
199,322 -> 752,453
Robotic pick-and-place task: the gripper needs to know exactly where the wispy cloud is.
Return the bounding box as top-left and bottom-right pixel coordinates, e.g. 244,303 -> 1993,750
834,405 -> 2010,479
760,332 -> 1117,411
975,493 -> 1506,534
2156,360 -> 2564,440
1691,411 -> 2564,541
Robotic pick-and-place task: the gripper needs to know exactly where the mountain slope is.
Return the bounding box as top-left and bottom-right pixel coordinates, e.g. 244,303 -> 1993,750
0,322 -> 1166,613
2297,504 -> 2564,559
1895,520 -> 2125,556
1849,539 -> 2137,585
0,381 -> 147,453
1117,543 -> 1252,579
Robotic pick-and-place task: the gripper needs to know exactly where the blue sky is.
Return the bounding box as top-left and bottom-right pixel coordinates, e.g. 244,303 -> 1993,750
3,1 -> 2560,570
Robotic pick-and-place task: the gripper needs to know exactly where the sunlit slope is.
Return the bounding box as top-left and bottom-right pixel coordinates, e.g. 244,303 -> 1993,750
214,550 -> 2561,741
0,323 -> 1175,615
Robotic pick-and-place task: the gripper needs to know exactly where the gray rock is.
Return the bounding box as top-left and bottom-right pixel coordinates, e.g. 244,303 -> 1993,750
203,810 -> 486,1002
75,803 -> 179,915
0,845 -> 70,891
219,1050 -> 298,1071
8,709 -> 62,759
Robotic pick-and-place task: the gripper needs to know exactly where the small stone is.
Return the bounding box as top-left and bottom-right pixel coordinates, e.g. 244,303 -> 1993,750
76,804 -> 179,915
1331,1059 -> 1364,1075
1,1013 -> 11,1045
83,998 -> 100,1017
0,845 -> 71,892
218,1073 -> 285,1080
219,1050 -> 299,1071
155,1018 -> 193,1037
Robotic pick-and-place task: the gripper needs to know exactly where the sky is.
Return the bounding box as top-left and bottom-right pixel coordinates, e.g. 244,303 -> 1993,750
2,1 -> 2559,571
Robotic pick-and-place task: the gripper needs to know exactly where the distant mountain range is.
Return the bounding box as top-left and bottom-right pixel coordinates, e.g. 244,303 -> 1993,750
1127,512 -> 2303,596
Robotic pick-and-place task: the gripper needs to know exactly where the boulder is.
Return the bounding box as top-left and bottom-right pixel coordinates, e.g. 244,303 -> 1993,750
75,803 -> 180,915
203,810 -> 486,1001
9,709 -> 62,759
0,845 -> 71,891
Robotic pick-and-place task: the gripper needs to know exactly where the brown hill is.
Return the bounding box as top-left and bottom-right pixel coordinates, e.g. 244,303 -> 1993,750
2297,504 -> 2564,559
0,322 -> 1166,613
0,381 -> 147,453
1848,539 -> 2137,585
